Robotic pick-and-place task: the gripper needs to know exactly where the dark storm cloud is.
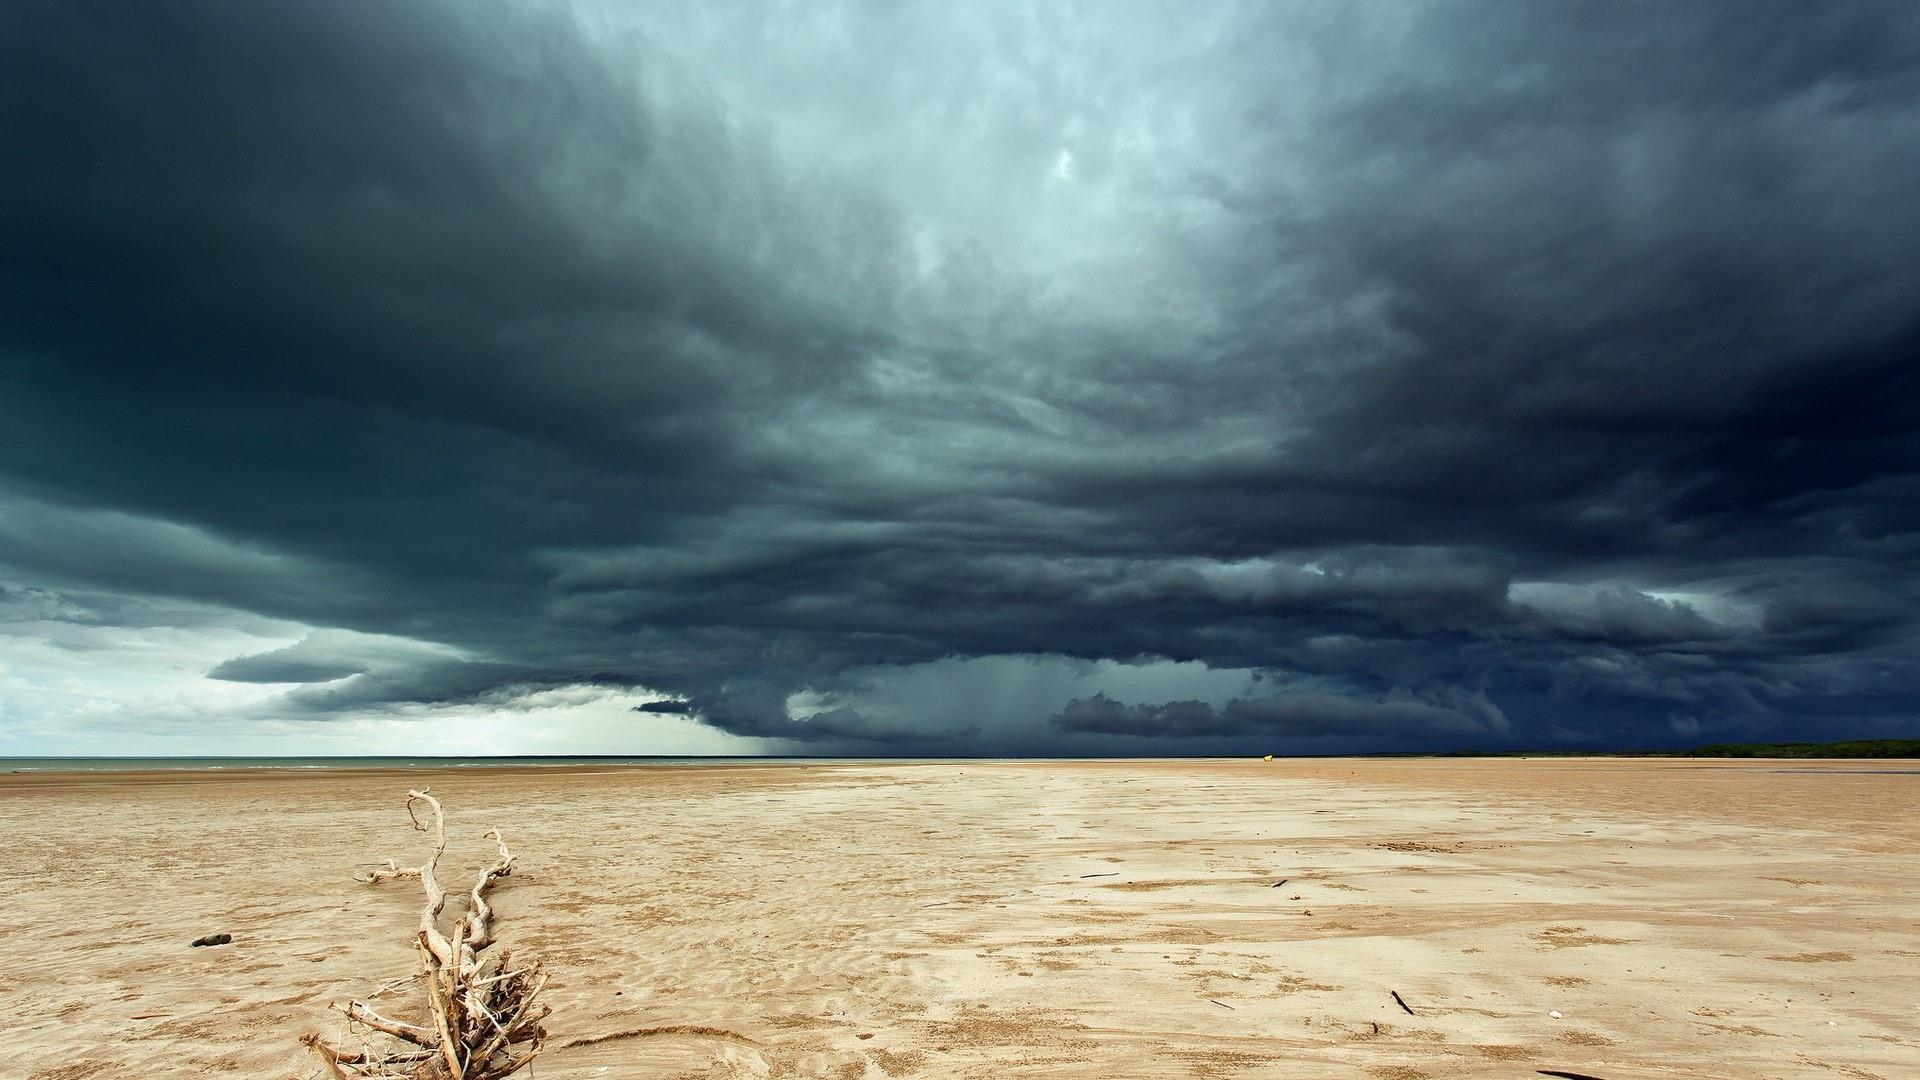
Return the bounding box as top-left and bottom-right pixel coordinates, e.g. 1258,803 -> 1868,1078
631,699 -> 695,715
204,628 -> 474,687
1053,690 -> 1504,742
208,652 -> 368,686
2,1 -> 1918,752
788,705 -> 978,745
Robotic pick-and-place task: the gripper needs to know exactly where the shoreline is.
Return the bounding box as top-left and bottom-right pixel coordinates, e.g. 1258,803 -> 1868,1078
6,745 -> 1915,776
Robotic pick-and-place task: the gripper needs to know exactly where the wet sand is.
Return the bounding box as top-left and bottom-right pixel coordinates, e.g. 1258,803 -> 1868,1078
2,758 -> 1917,1079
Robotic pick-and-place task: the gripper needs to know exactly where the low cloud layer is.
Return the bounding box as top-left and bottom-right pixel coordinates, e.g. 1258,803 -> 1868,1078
1054,688 -> 1507,742
2,2 -> 1918,754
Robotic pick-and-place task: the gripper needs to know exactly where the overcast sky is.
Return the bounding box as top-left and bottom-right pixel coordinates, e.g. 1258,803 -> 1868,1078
3,1 -> 1918,756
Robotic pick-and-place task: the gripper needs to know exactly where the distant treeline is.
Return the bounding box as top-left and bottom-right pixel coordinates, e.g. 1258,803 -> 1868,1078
1680,739 -> 1920,758
1377,738 -> 1920,759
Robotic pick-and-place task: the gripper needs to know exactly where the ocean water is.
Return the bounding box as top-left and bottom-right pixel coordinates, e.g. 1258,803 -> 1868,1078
0,755 -> 828,772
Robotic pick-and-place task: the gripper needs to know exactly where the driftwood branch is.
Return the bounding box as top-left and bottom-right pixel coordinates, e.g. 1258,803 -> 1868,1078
309,789 -> 547,1079
342,1000 -> 435,1046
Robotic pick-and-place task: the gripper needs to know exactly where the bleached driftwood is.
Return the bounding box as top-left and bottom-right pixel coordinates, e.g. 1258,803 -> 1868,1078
306,789 -> 548,1079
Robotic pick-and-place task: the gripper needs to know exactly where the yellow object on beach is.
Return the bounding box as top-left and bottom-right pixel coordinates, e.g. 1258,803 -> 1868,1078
1263,754 -> 1273,762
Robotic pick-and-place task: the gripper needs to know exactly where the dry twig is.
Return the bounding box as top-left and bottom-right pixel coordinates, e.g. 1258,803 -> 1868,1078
307,789 -> 548,1079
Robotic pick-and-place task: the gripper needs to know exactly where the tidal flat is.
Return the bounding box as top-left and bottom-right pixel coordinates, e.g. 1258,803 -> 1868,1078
3,758 -> 1915,1078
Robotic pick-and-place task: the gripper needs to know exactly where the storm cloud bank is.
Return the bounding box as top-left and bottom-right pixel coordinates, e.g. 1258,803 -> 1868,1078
2,2 -> 1918,754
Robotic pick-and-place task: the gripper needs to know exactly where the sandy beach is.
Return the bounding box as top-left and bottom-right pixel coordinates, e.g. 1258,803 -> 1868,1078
2,758 -> 1916,1079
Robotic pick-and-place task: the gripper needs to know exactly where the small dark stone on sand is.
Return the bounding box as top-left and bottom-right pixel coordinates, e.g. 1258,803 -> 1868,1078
191,933 -> 232,947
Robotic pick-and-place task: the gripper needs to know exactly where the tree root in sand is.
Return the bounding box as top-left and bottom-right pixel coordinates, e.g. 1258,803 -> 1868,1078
305,789 -> 549,1079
